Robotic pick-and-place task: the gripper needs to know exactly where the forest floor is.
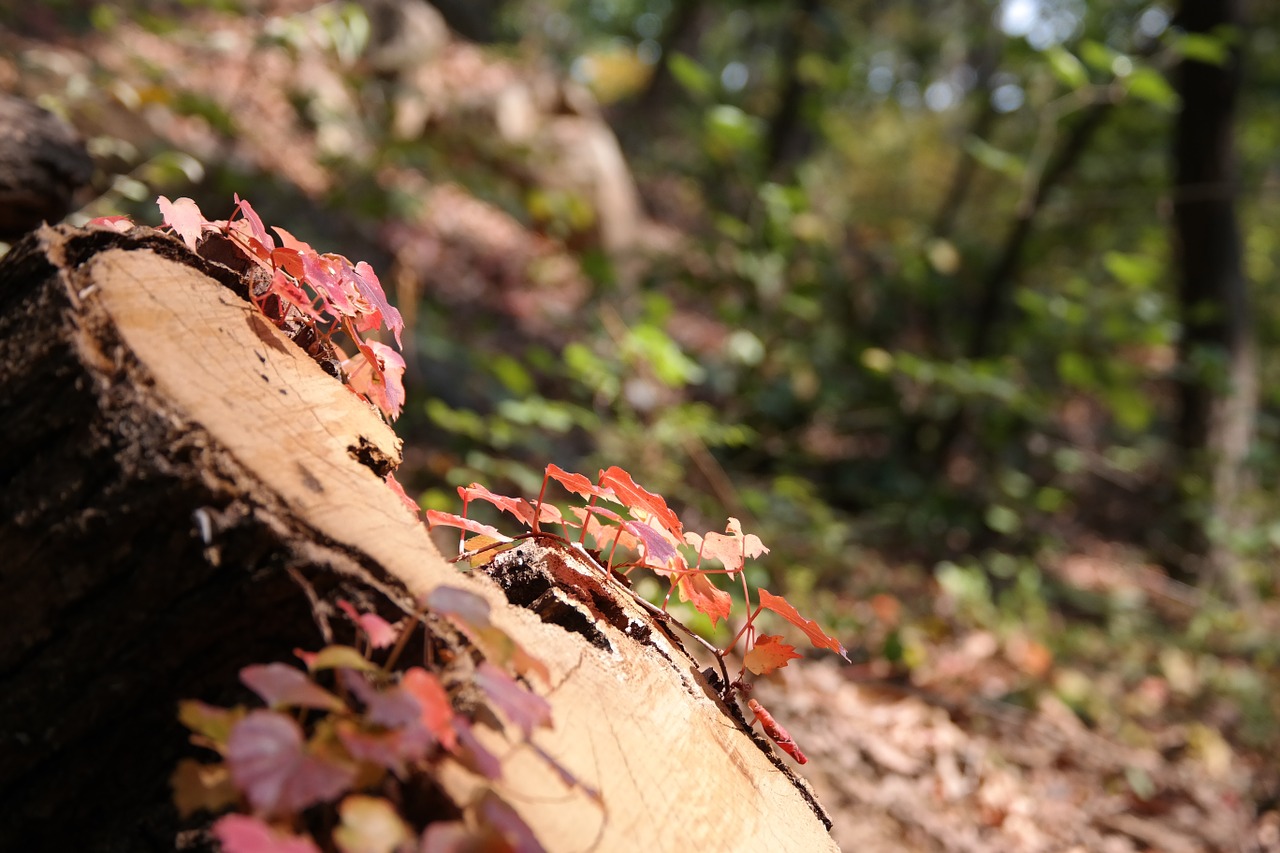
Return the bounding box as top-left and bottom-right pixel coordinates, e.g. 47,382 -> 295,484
757,544 -> 1280,852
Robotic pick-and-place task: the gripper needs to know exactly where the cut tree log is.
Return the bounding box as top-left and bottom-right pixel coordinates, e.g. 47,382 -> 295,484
0,94 -> 93,241
0,224 -> 835,851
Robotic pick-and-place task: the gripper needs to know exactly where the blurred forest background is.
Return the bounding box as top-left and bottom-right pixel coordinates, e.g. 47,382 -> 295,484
4,0 -> 1279,848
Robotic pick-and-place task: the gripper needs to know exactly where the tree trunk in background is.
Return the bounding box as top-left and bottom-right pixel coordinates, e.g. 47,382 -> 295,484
0,224 -> 834,851
1173,0 -> 1256,597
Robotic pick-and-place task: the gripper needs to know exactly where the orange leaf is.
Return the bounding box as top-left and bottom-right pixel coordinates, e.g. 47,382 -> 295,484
743,634 -> 801,675
757,588 -> 848,660
691,517 -> 768,576
676,571 -> 732,627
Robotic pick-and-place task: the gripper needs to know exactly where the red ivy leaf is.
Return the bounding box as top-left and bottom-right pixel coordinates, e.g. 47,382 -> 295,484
301,251 -> 354,318
425,510 -> 509,542
401,667 -> 458,752
689,517 -> 769,576
675,570 -> 733,627
743,634 -> 801,675
267,267 -> 323,321
473,662 -> 551,738
598,466 -> 683,540
213,814 -> 321,853
271,225 -> 315,254
157,195 -> 206,252
226,710 -> 355,816
570,506 -> 638,553
757,589 -> 849,660
747,698 -> 808,764
459,483 -> 536,529
352,261 -> 404,348
384,471 -> 421,520
545,464 -> 612,500
240,663 -> 344,711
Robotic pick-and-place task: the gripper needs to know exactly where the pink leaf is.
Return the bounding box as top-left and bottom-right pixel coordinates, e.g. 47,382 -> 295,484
234,194 -> 275,253
240,663 -> 344,711
89,214 -> 134,232
157,195 -> 206,252
742,634 -> 801,675
757,589 -> 849,660
301,251 -> 354,318
335,720 -> 426,775
352,261 -> 404,348
213,814 -> 321,853
226,710 -> 355,816
479,791 -> 544,853
473,662 -> 551,738
342,341 -> 406,420
452,718 -> 502,780
624,518 -> 680,566
336,600 -> 399,650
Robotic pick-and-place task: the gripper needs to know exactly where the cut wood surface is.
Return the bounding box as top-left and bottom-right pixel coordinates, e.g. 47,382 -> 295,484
0,224 -> 834,851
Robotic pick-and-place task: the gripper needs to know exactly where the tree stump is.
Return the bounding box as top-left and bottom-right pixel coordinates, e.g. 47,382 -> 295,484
0,224 -> 834,851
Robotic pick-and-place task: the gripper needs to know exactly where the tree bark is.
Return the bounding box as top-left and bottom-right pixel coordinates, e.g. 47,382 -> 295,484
1172,0 -> 1255,594
0,224 -> 834,850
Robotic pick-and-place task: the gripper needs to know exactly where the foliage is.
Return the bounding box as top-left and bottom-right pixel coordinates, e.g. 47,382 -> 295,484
175,593 -> 559,853
428,462 -> 848,759
93,196 -> 407,420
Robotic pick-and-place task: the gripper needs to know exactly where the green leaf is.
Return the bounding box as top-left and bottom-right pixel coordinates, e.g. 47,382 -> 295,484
1125,66 -> 1178,110
1102,251 -> 1160,289
704,105 -> 763,160
1173,32 -> 1231,67
984,505 -> 1021,535
1044,46 -> 1088,89
1078,40 -> 1120,75
307,645 -> 379,672
964,136 -> 1024,178
668,52 -> 715,100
